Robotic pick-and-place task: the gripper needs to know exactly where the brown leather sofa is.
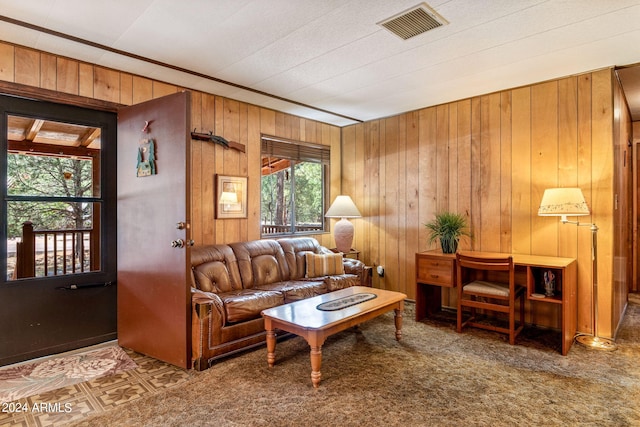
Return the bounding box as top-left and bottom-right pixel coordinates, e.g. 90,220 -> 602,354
190,237 -> 371,370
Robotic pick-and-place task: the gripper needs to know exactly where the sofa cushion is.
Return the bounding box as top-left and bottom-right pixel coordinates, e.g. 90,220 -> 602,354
230,240 -> 290,288
219,289 -> 284,323
305,252 -> 345,278
278,237 -> 325,279
324,274 -> 360,291
191,244 -> 242,293
256,280 -> 327,303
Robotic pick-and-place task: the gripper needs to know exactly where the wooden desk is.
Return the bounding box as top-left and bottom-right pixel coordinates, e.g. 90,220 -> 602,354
415,250 -> 577,355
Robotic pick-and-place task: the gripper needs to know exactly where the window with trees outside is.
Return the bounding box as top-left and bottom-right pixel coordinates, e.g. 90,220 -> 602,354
5,115 -> 102,281
261,136 -> 329,236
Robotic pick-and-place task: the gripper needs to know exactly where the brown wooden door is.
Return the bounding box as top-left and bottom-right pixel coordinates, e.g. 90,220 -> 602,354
117,91 -> 191,368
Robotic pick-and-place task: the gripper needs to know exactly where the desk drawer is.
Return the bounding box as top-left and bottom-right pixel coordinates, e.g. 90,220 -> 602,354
416,256 -> 455,287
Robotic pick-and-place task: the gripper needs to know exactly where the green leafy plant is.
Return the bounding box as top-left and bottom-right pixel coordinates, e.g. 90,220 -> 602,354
424,212 -> 471,254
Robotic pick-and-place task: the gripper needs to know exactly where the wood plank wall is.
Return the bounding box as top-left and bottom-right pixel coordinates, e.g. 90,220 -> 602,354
0,41 -> 340,251
343,69 -> 626,336
0,41 -> 631,337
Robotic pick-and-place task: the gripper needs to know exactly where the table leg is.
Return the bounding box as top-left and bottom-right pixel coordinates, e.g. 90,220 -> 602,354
394,307 -> 403,341
310,346 -> 322,388
266,328 -> 276,368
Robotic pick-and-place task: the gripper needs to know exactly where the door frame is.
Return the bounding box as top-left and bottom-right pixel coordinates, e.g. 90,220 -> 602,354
0,94 -> 117,365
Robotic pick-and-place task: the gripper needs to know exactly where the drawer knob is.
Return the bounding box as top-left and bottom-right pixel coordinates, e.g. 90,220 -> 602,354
430,274 -> 439,278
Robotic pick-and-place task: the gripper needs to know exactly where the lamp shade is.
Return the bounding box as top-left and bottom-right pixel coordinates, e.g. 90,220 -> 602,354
538,188 -> 590,217
325,195 -> 361,218
219,191 -> 238,204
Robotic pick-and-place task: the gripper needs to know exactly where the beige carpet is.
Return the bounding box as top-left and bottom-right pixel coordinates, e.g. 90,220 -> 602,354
68,298 -> 640,427
0,344 -> 136,404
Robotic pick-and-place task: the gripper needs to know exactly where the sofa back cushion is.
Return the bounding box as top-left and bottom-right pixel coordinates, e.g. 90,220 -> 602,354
277,237 -> 327,279
230,240 -> 290,288
191,244 -> 242,293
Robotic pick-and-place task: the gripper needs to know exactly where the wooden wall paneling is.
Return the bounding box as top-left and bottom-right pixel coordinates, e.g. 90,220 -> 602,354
341,125 -> 356,196
511,87 -> 532,255
238,101 -> 250,242
247,105 -> 261,241
591,69 -> 614,337
359,123 -> 370,266
577,73 -> 594,333
93,67 -> 120,103
405,111 -> 420,300
552,78 -> 580,331
397,114 -> 408,296
120,73 -> 133,106
418,109 -> 437,253
531,81 -> 559,257
40,53 -> 57,91
78,63 -> 94,99
222,98 -> 241,243
436,105 -> 449,214
530,81 -> 560,326
354,124 -> 366,256
14,47 -> 38,87
132,75 -> 153,104
557,77 -> 579,260
500,91 -> 512,253
470,97 -> 482,250
331,124 -> 342,248
56,57 -> 78,95
0,43 -> 15,82
153,81 -> 178,99
384,116 -> 399,292
456,100 -> 473,252
613,78 -> 633,329
479,93 -> 502,252
213,96 -> 227,243
367,121 -> 381,284
510,87 -> 534,322
200,94 -> 217,245
377,120 -> 387,289
190,92 -> 204,247
435,104 -> 450,303
448,103 -> 459,214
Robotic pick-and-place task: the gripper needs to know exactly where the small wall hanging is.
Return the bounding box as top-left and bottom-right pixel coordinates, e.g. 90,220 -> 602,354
215,175 -> 247,219
137,138 -> 156,177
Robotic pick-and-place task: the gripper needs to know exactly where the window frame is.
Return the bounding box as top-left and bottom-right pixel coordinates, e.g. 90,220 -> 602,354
0,96 -> 117,286
260,135 -> 330,237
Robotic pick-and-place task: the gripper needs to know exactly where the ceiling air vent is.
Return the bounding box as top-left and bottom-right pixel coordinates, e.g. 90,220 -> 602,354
378,3 -> 448,40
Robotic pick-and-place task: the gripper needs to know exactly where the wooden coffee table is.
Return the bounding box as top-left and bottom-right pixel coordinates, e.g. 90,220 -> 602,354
261,286 -> 406,388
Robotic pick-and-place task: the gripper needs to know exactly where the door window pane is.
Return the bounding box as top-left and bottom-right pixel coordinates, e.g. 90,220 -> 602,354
5,115 -> 102,281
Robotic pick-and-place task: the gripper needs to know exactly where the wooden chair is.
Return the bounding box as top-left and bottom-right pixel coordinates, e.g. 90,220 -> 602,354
456,253 -> 525,345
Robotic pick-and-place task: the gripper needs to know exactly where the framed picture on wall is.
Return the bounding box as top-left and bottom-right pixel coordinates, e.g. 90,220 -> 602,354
215,175 -> 248,219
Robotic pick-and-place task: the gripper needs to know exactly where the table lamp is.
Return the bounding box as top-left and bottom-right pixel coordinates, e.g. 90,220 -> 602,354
538,187 -> 617,351
325,195 -> 361,253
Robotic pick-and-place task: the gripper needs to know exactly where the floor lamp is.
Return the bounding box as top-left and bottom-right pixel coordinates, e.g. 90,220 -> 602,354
538,187 -> 617,351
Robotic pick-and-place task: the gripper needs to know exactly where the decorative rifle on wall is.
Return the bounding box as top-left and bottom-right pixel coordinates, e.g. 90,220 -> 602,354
191,130 -> 246,153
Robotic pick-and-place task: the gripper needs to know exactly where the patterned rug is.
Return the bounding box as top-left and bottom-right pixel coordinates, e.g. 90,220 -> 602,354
0,345 -> 137,404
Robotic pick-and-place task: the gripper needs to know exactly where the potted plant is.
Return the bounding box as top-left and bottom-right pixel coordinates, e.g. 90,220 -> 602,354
424,212 -> 471,254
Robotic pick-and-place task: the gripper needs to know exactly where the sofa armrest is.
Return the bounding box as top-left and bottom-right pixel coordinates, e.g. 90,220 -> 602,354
191,288 -> 226,370
342,258 -> 372,287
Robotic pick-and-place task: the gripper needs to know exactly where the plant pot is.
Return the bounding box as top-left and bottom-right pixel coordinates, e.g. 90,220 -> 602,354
440,239 -> 458,254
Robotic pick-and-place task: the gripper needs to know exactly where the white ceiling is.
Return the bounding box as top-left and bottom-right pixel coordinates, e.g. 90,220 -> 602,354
1,0 -> 640,126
